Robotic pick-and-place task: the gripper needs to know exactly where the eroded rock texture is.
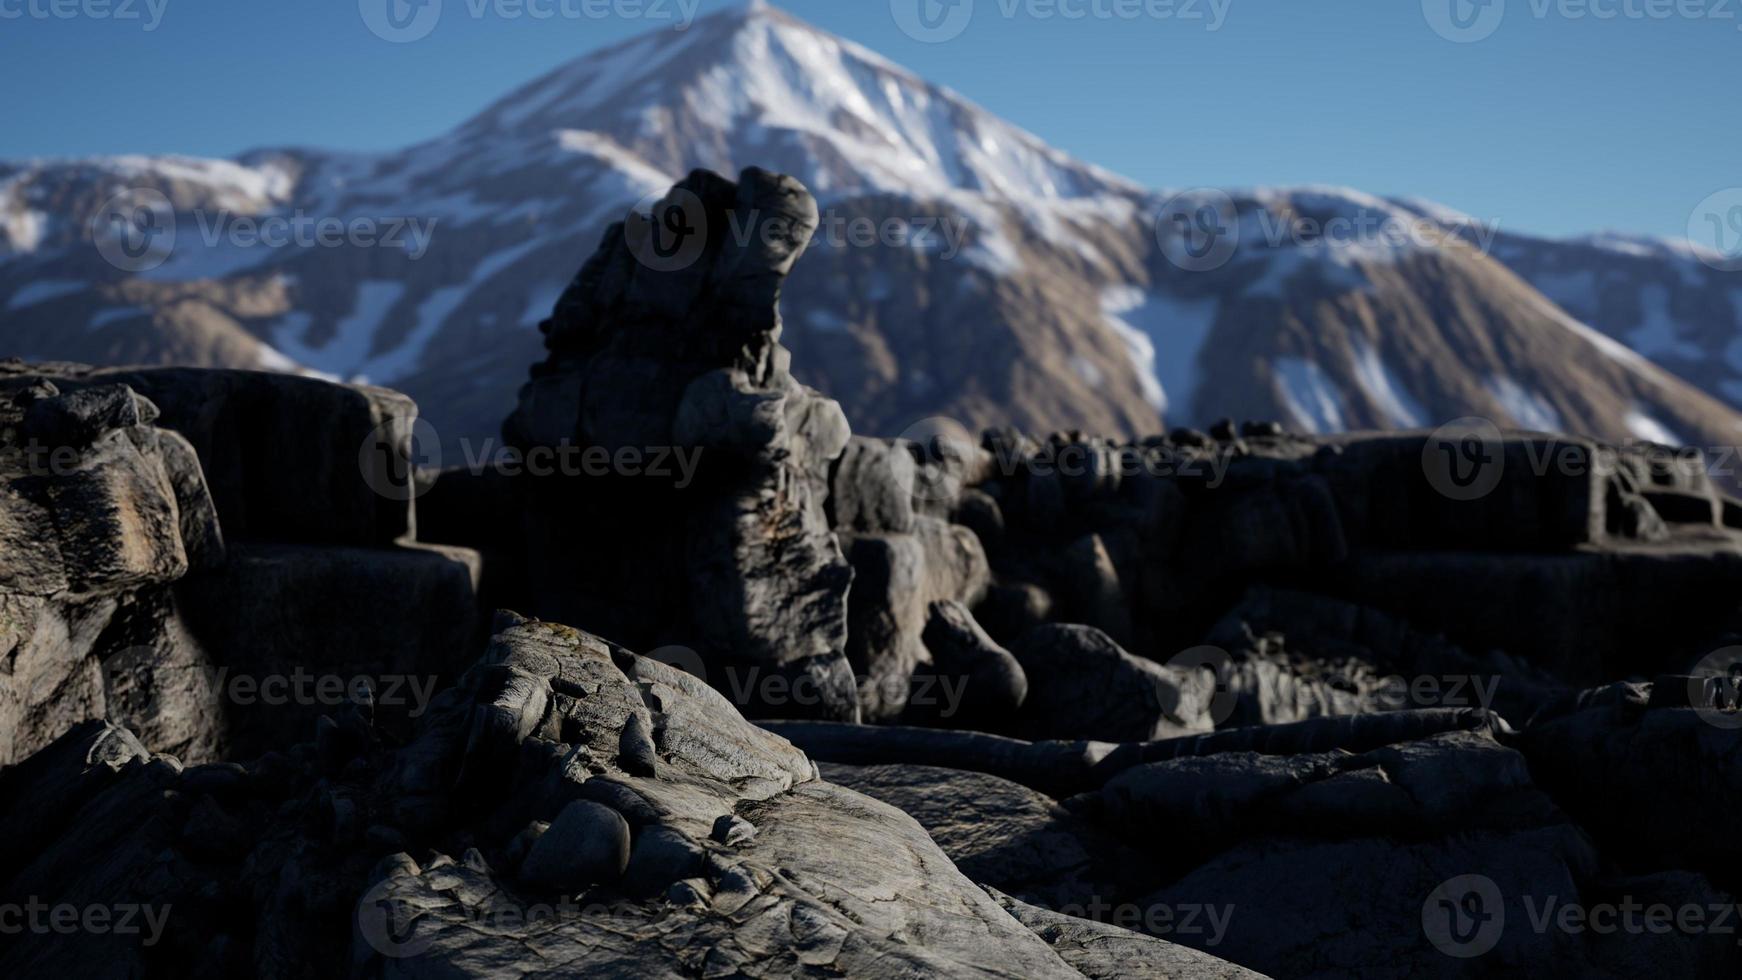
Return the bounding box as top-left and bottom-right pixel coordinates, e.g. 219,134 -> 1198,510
496,168 -> 858,721
0,615 -> 1265,979
0,363 -> 482,763
0,376 -> 222,764
13,168 -> 1742,979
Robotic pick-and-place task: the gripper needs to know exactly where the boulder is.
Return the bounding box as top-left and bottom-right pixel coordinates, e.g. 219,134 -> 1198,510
1010,624 -> 1215,742
499,169 -> 859,721
175,541 -> 483,754
911,599 -> 1027,727
820,762 -> 1152,912
518,800 -> 633,892
0,375 -> 226,765
38,366 -> 418,547
828,436 -> 916,534
0,615 -> 1117,979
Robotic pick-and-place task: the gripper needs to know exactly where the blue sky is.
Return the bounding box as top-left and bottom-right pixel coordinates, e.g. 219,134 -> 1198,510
2,0 -> 1735,239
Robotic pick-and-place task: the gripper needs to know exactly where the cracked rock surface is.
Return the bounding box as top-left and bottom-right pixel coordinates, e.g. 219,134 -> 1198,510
1,614 -> 1266,979
15,168 -> 1742,979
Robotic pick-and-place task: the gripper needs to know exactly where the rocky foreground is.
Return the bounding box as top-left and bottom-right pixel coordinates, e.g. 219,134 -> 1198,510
5,170 -> 1742,978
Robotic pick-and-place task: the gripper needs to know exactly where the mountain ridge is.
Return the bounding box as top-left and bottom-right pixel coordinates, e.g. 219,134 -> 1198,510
3,2 -> 1741,457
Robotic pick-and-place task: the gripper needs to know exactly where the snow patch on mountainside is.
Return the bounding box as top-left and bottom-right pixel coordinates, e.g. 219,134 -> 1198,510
7,280 -> 84,311
273,280 -> 405,382
367,236 -> 553,383
1352,342 -> 1427,428
1487,376 -> 1561,432
1624,408 -> 1682,446
254,343 -> 301,372
97,155 -> 295,212
89,307 -> 149,330
2,207 -> 46,254
1100,287 -> 1218,418
1274,358 -> 1347,434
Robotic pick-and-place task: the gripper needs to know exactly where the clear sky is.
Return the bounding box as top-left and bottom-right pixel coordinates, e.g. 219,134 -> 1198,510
2,0 -> 1736,239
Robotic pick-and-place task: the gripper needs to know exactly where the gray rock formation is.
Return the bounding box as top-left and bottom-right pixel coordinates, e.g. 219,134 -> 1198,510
15,164 -> 1742,980
820,762 -> 1154,912
0,362 -> 481,763
1009,624 -> 1215,743
0,614 -> 1267,979
0,376 -> 223,764
498,167 -> 858,722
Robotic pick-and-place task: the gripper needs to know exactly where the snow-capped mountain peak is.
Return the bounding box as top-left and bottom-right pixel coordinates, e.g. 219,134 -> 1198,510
4,3 -> 1742,465
455,2 -> 1138,203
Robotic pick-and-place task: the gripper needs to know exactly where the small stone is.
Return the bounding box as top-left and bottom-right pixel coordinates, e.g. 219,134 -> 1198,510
617,713 -> 659,777
710,814 -> 758,847
519,801 -> 632,892
624,825 -> 706,897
